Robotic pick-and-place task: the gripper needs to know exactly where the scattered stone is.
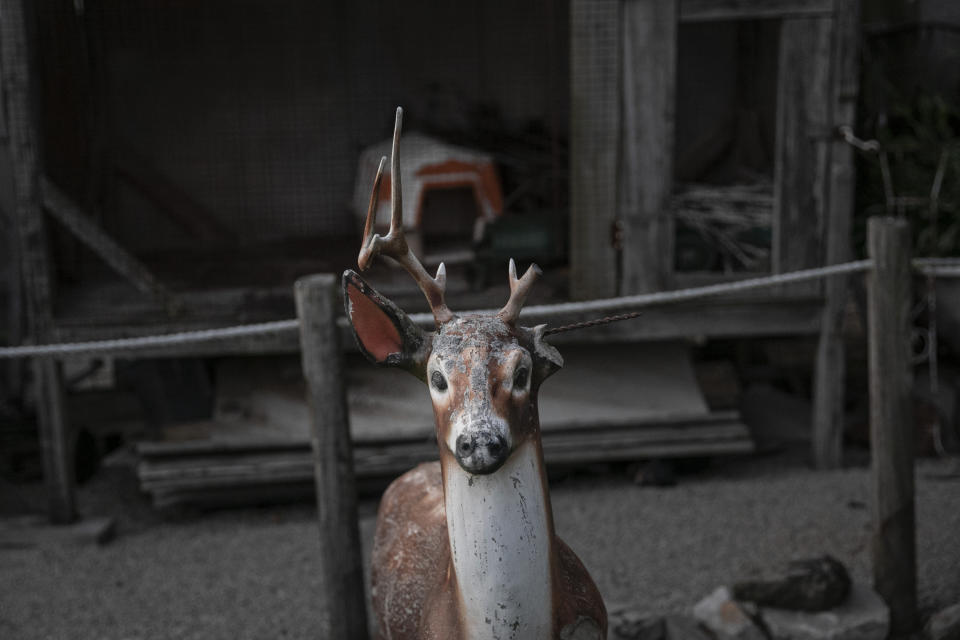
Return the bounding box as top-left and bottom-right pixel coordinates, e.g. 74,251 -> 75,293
634,459 -> 677,487
759,582 -> 889,640
693,586 -> 768,640
608,607 -> 665,640
925,602 -> 960,640
664,614 -> 715,640
560,615 -> 604,640
734,556 -> 851,612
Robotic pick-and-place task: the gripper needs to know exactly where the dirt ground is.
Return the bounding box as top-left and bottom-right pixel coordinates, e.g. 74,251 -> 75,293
1,448 -> 959,639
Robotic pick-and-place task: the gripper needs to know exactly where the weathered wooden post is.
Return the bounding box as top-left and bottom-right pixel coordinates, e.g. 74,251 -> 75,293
866,216 -> 917,634
0,0 -> 76,524
812,0 -> 861,470
294,274 -> 368,640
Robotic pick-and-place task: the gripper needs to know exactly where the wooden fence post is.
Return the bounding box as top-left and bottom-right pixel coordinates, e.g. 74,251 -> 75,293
866,216 -> 917,635
294,274 -> 368,640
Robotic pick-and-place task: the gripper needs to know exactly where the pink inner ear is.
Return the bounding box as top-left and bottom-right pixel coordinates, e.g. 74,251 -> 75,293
347,283 -> 403,363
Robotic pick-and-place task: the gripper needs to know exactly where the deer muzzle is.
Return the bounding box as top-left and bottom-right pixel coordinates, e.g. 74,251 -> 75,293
454,426 -> 509,475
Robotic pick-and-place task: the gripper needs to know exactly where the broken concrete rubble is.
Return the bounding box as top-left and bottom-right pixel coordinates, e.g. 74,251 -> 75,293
733,555 -> 851,612
693,586 -> 768,640
759,582 -> 889,640
608,608 -> 714,640
925,602 -> 960,640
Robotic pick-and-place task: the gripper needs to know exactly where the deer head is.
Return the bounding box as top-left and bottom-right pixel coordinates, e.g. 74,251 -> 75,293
342,107 -> 563,475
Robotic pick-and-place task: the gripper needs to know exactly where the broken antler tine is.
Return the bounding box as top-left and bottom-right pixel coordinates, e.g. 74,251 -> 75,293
498,259 -> 542,325
390,106 -> 404,236
358,156 -> 387,271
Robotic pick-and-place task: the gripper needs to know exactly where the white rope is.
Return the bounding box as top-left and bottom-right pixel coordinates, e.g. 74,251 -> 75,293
511,260 -> 874,320
913,257 -> 960,277
1,256 -> 955,360
0,319 -> 299,359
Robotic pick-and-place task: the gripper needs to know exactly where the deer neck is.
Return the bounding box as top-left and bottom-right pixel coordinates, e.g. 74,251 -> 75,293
442,439 -> 556,640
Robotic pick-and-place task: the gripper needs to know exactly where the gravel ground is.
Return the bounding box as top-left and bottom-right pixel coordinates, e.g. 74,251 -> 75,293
1,449 -> 959,639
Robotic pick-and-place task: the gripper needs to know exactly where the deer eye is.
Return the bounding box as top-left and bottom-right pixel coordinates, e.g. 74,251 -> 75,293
513,366 -> 529,390
431,370 -> 448,392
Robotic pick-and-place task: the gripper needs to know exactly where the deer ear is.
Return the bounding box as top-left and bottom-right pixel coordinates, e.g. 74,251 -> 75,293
342,270 -> 431,379
530,324 -> 563,383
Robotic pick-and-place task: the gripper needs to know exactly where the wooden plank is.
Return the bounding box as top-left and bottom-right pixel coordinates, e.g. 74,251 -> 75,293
680,0 -> 834,22
294,273 -> 368,640
812,0 -> 861,469
0,0 -> 76,524
138,414 -> 753,491
139,431 -> 755,494
41,176 -> 180,312
138,412 -> 749,460
0,514 -> 115,547
866,217 -> 918,635
620,0 -> 677,294
570,0 -> 620,300
773,17 -> 833,289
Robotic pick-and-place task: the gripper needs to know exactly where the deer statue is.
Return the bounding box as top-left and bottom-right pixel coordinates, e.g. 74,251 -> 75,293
343,108 -> 607,640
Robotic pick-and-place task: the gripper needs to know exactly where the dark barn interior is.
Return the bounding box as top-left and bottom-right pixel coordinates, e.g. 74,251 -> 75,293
34,0 -> 569,322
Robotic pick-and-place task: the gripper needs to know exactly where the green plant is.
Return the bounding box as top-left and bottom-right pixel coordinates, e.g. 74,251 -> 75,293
857,94 -> 960,257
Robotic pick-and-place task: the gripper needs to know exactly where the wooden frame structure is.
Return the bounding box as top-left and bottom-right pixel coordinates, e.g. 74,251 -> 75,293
570,0 -> 861,467
0,0 -> 863,524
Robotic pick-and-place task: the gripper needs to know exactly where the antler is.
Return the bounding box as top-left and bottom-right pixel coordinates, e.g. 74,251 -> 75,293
358,107 -> 454,326
497,258 -> 541,325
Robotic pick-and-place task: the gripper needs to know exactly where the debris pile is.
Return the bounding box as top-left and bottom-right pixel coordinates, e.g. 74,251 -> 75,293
611,556 -> 893,640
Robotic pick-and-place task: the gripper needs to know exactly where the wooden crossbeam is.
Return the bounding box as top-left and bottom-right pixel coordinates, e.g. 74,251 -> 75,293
41,176 -> 181,313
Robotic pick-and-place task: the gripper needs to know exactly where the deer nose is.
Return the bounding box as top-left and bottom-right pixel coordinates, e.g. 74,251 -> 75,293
454,431 -> 508,475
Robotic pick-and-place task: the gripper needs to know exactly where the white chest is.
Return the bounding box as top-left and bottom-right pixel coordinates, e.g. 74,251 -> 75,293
444,443 -> 554,640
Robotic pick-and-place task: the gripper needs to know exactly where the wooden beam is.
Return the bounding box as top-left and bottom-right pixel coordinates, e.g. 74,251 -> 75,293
680,0 -> 835,23
620,0 -> 677,295
112,141 -> 237,245
570,0 -> 620,300
41,176 -> 180,312
866,217 -> 918,635
812,0 -> 860,469
0,0 -> 76,523
773,16 -> 833,290
294,274 -> 368,640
